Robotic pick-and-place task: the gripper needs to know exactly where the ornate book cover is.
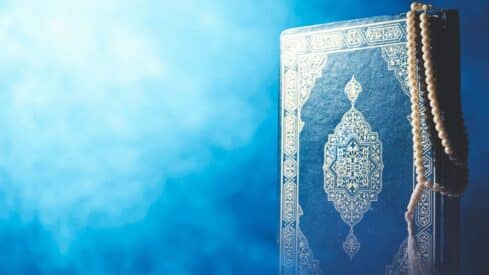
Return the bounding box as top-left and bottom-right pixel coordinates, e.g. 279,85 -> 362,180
279,11 -> 461,275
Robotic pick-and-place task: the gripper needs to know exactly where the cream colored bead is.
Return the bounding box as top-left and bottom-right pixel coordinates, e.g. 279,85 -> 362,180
435,124 -> 443,133
429,97 -> 439,109
441,139 -> 450,148
422,36 -> 431,44
430,103 -> 438,111
433,183 -> 441,192
439,130 -> 448,140
445,147 -> 454,156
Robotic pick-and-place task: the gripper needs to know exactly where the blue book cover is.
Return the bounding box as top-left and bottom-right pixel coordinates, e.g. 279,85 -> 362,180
279,11 -> 461,275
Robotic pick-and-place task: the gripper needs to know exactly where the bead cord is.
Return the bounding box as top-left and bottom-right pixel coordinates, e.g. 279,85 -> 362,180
406,3 -> 465,223
404,4 -> 468,273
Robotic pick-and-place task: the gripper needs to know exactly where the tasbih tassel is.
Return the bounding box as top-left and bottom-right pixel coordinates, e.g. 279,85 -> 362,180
405,211 -> 428,275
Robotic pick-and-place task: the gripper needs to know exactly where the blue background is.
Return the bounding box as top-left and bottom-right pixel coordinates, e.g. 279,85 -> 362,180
0,0 -> 487,274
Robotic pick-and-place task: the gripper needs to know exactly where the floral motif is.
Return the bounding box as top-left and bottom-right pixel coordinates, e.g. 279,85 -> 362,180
344,75 -> 362,104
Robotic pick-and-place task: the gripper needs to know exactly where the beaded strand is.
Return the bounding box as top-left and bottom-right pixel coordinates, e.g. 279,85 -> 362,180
405,2 -> 465,223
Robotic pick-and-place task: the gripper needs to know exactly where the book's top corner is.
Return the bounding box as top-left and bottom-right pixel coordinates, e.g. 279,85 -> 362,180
280,13 -> 406,39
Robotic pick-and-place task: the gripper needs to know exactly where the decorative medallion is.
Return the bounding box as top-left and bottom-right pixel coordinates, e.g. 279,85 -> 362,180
323,75 -> 384,259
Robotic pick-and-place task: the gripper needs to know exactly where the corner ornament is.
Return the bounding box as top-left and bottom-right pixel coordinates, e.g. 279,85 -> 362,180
323,75 -> 384,259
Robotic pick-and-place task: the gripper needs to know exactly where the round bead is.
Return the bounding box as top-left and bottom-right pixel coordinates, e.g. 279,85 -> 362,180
442,139 -> 450,148
439,131 -> 448,140
433,184 -> 440,192
429,100 -> 437,108
404,2 -> 465,216
445,147 -> 454,156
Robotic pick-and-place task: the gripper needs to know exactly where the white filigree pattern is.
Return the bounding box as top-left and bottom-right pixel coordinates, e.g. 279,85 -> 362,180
297,205 -> 324,275
381,45 -> 410,95
344,29 -> 365,47
343,230 -> 361,259
416,93 -> 434,230
282,181 -> 296,223
284,115 -> 297,156
282,224 -> 296,269
310,32 -> 343,51
298,53 -> 328,108
284,70 -> 299,112
323,76 -> 383,258
416,187 -> 432,228
365,24 -> 403,43
297,229 -> 323,275
297,53 -> 328,132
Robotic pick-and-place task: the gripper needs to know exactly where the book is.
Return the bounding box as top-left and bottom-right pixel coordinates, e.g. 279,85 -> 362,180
279,10 -> 463,275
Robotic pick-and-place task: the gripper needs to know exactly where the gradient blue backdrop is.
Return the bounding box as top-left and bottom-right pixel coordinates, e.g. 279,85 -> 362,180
0,0 -> 487,274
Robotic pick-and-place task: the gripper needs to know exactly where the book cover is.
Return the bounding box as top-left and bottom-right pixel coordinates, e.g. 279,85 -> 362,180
279,11 -> 461,275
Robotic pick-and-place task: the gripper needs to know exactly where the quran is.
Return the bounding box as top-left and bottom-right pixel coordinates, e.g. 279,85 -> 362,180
279,7 -> 466,275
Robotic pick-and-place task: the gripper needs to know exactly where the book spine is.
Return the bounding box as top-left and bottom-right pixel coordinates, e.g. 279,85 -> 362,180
431,10 -> 462,275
